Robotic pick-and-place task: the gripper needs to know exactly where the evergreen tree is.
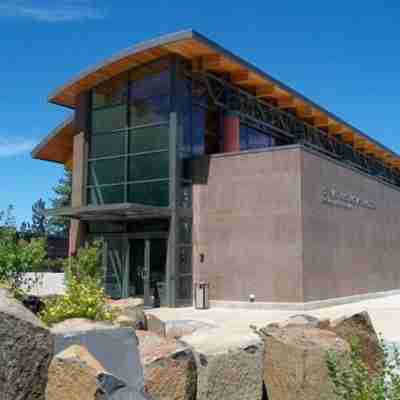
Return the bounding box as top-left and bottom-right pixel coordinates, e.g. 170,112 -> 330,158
0,205 -> 16,229
48,167 -> 72,236
19,221 -> 32,240
31,198 -> 47,235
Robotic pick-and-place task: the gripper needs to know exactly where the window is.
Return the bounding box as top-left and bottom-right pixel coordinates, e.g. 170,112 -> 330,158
129,95 -> 169,127
87,59 -> 171,207
87,185 -> 125,205
240,124 -> 274,151
91,73 -> 128,134
128,125 -> 168,154
88,158 -> 125,186
129,61 -> 170,127
89,132 -> 125,158
91,105 -> 127,134
128,181 -> 169,207
128,152 -> 169,182
191,105 -> 206,155
92,73 -> 128,109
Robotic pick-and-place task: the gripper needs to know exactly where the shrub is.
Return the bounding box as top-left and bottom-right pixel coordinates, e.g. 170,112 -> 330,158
327,337 -> 400,400
41,276 -> 116,326
64,240 -> 103,283
36,258 -> 65,273
0,206 -> 46,291
40,241 -> 116,326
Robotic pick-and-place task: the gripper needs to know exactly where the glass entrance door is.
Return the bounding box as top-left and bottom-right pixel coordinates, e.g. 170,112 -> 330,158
128,239 -> 146,298
149,239 -> 167,307
104,237 -> 128,299
128,238 -> 167,307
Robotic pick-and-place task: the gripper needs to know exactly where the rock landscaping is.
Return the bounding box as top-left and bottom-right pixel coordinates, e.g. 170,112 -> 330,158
51,318 -> 144,391
261,326 -> 350,400
107,297 -> 147,330
0,288 -> 54,400
183,327 -> 264,400
327,311 -> 384,376
138,330 -> 197,400
0,290 -> 387,400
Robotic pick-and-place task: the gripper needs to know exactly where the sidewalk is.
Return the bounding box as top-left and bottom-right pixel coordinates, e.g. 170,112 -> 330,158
150,294 -> 400,340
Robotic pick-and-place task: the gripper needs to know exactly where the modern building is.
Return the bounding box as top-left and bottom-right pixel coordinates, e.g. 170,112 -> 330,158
32,30 -> 400,308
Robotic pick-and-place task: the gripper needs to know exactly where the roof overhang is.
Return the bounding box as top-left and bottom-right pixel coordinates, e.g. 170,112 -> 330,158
44,29 -> 400,167
46,203 -> 172,221
31,116 -> 74,166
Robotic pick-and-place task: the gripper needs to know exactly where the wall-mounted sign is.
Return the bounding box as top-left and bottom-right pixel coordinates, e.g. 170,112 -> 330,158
321,187 -> 376,210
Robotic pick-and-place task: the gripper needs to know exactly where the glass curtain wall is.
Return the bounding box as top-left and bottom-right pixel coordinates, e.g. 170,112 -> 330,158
87,58 -> 171,207
172,60 -> 204,304
240,124 -> 275,151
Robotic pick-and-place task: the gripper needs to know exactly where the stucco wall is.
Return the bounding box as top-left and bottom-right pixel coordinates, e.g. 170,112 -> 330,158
301,149 -> 400,302
192,146 -> 303,303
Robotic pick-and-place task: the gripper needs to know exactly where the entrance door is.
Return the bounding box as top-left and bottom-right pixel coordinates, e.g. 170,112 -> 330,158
128,238 -> 167,307
104,237 -> 128,299
149,239 -> 167,307
128,239 -> 146,299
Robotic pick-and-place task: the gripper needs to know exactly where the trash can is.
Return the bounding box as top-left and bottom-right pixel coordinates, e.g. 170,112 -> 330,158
195,282 -> 210,309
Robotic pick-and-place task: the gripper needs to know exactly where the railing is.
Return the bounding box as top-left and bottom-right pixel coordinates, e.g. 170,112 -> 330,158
184,64 -> 400,188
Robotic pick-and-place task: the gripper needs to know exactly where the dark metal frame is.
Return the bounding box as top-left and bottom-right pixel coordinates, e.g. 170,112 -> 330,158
83,56 -> 194,307
184,65 -> 400,187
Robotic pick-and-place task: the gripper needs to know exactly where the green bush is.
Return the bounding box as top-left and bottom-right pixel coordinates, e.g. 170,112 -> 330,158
40,276 -> 116,326
40,241 -> 116,326
327,337 -> 400,400
64,240 -> 103,283
36,258 -> 65,273
0,206 -> 46,290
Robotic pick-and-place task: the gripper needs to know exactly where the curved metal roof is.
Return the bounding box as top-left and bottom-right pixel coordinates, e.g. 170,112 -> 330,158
43,30 -> 399,166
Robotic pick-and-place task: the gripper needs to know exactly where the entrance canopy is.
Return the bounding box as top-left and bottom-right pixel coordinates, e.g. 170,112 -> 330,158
46,203 -> 172,221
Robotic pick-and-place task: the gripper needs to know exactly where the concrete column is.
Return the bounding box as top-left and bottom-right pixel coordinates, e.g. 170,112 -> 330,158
223,111 -> 240,153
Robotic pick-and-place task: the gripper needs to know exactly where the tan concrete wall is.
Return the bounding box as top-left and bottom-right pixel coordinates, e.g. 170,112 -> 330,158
192,147 -> 304,303
301,149 -> 400,301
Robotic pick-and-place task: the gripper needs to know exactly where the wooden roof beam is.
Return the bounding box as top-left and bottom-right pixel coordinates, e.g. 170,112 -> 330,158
313,116 -> 330,128
296,105 -> 314,118
231,71 -> 251,85
341,131 -> 354,144
328,124 -> 344,135
354,140 -> 366,150
192,54 -> 221,72
276,96 -> 296,109
202,54 -> 221,70
256,84 -> 275,98
383,153 -> 394,163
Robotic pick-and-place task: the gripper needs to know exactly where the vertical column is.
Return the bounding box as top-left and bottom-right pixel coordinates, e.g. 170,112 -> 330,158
68,92 -> 90,256
167,111 -> 178,307
68,221 -> 86,257
223,110 -> 240,153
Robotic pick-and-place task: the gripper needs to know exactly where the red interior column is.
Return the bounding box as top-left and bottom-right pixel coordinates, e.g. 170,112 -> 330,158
223,111 -> 240,153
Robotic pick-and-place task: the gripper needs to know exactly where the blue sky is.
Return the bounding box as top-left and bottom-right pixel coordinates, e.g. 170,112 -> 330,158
1,0 -> 400,225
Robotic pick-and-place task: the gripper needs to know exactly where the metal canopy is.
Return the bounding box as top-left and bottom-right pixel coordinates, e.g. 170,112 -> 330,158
45,203 -> 172,221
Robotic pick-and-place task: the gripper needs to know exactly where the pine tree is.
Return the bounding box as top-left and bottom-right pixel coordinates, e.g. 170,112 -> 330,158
48,167 -> 72,236
19,220 -> 32,240
31,198 -> 47,235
